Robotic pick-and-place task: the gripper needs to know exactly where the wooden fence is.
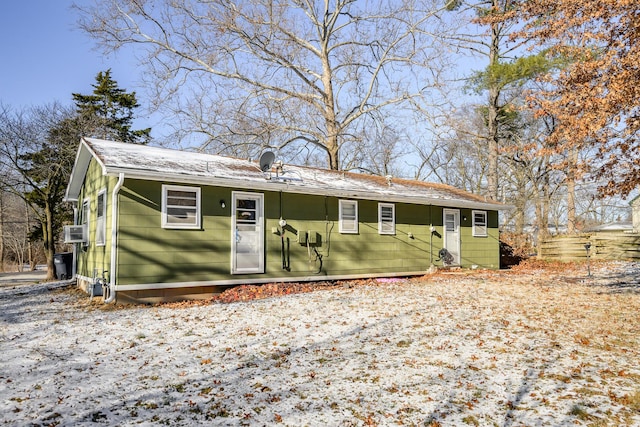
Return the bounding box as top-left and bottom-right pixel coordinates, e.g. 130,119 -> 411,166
538,231 -> 640,262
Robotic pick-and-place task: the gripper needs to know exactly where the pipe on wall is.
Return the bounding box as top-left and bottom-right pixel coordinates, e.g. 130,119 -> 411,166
71,204 -> 78,280
104,173 -> 125,304
429,205 -> 434,266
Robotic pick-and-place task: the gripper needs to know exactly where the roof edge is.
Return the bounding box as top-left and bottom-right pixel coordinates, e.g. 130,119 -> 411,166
105,167 -> 512,211
64,137 -> 109,202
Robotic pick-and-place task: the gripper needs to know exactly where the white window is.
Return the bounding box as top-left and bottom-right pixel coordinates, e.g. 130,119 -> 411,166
378,203 -> 395,235
81,198 -> 90,247
162,185 -> 201,229
96,189 -> 106,246
472,210 -> 488,237
339,200 -> 358,234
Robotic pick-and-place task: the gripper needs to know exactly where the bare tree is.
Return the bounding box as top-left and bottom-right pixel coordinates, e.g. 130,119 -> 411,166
0,189 -> 5,272
0,103 -> 77,280
75,0 -> 455,170
412,106 -> 489,194
0,171 -> 43,271
439,0 -> 530,201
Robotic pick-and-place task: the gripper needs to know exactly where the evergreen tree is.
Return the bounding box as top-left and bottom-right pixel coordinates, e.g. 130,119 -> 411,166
72,69 -> 151,144
0,72 -> 151,279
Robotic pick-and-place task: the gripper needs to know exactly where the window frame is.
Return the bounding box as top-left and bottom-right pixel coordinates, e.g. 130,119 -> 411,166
95,189 -> 107,246
231,191 -> 265,274
472,210 -> 488,237
378,203 -> 396,235
339,199 -> 358,234
81,198 -> 90,247
161,184 -> 202,229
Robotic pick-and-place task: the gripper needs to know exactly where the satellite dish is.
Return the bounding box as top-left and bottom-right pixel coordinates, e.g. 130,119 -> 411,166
259,151 -> 276,172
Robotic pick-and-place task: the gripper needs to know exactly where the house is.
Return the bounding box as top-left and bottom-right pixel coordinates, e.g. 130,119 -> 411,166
64,137 -> 507,303
584,222 -> 634,233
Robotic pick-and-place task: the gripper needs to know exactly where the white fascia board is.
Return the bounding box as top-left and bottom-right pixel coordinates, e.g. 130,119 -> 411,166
104,167 -> 509,212
64,138 -> 110,202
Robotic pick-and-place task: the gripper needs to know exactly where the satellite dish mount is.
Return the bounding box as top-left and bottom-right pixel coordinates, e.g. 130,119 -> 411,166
259,151 -> 276,173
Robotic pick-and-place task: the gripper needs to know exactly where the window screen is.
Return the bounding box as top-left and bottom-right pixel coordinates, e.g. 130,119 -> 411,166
162,185 -> 201,229
339,200 -> 358,234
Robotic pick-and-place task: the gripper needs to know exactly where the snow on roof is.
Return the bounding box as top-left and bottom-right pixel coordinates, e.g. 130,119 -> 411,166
67,137 -> 506,211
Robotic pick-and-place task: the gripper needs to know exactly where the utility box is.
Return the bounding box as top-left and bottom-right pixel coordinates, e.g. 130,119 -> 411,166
297,230 -> 307,245
92,282 -> 104,296
308,231 -> 318,245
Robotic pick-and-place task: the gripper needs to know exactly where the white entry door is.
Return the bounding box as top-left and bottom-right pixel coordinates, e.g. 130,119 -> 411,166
443,209 -> 460,265
232,192 -> 264,274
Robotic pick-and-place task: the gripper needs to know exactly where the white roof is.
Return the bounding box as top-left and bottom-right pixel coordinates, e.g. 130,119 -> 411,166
65,137 -> 507,211
584,222 -> 634,232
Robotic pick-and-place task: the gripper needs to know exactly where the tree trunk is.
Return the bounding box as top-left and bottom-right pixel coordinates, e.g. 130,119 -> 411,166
25,197 -> 35,270
43,199 -> 56,280
535,174 -> 551,241
321,57 -> 340,170
514,185 -> 526,234
566,176 -> 577,234
0,192 -> 4,272
566,148 -> 578,234
486,13 -> 501,201
326,134 -> 340,171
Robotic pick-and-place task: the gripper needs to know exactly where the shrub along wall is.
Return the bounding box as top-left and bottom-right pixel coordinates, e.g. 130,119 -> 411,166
538,232 -> 640,262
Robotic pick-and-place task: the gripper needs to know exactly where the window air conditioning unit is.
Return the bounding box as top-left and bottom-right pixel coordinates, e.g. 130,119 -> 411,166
64,225 -> 87,244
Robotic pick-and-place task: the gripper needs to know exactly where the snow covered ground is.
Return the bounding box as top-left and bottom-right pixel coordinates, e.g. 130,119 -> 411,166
1,261 -> 639,426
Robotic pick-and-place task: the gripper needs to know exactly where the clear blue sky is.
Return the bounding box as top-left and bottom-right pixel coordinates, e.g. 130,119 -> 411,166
0,1 -> 155,130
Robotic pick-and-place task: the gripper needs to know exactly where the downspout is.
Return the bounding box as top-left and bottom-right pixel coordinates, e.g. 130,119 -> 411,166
104,173 -> 124,304
71,204 -> 78,280
429,205 -> 434,266
279,191 -> 290,271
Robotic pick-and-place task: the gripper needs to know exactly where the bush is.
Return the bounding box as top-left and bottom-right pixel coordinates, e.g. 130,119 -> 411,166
500,232 -> 533,268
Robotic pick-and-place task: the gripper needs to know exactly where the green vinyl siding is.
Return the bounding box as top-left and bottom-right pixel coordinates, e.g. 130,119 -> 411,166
458,209 -> 500,268
112,179 -> 499,287
75,158 -> 116,280
117,180 -> 232,285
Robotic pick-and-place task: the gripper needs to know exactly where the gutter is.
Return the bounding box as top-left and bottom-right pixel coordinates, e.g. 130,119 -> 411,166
104,173 -> 125,303
103,167 -> 511,212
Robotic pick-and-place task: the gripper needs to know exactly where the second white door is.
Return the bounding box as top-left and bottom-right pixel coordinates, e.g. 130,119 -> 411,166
443,208 -> 460,265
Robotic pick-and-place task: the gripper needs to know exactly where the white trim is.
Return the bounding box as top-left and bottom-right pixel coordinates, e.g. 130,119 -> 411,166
95,189 -> 107,246
100,167 -> 509,212
72,205 -> 78,277
81,198 -> 91,247
231,191 -> 265,274
378,203 -> 395,235
443,208 -> 461,265
114,270 -> 430,291
64,137 -> 109,201
105,173 -> 125,303
339,199 -> 358,234
161,184 -> 201,229
472,210 -> 488,237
